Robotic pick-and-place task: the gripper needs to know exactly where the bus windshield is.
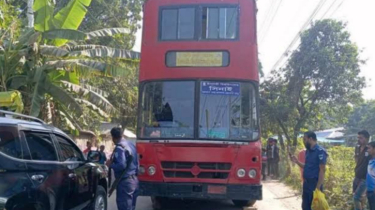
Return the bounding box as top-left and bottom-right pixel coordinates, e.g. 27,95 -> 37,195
139,81 -> 259,141
199,81 -> 258,140
140,81 -> 195,139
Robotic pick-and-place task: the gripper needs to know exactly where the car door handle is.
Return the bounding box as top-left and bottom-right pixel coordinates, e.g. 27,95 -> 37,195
69,173 -> 77,178
31,175 -> 44,183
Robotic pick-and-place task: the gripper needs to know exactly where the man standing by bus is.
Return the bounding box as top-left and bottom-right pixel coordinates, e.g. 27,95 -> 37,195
262,148 -> 267,181
266,138 -> 273,176
270,139 -> 280,178
107,127 -> 139,210
83,140 -> 92,158
353,130 -> 371,210
291,131 -> 328,210
98,145 -> 107,165
366,140 -> 375,210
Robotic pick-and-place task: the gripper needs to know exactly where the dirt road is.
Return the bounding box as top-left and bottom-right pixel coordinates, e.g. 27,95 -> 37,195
108,180 -> 302,210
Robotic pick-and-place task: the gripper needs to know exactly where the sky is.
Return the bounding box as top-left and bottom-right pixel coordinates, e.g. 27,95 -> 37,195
132,0 -> 375,100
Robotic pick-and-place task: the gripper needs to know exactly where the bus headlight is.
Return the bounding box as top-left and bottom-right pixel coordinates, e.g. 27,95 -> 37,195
249,169 -> 257,178
139,166 -> 146,175
237,169 -> 246,178
148,166 -> 156,176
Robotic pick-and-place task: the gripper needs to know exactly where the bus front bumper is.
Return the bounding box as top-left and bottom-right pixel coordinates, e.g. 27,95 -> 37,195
138,182 -> 262,200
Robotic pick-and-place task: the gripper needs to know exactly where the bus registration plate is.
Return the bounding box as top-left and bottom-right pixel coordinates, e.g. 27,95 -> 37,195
208,185 -> 227,194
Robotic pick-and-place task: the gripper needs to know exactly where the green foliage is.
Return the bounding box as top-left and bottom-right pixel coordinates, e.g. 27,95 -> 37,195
261,19 -> 365,149
70,46 -> 140,59
87,65 -> 139,130
52,0 -> 91,29
325,147 -> 355,209
282,146 -> 355,210
0,1 -> 20,31
258,60 -> 264,78
33,0 -> 54,31
1,0 -> 140,134
346,100 -> 375,137
51,0 -> 92,46
33,0 -> 93,46
55,0 -> 143,49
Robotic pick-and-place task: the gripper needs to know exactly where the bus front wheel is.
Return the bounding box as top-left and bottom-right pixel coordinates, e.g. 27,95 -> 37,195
232,200 -> 256,207
151,197 -> 169,210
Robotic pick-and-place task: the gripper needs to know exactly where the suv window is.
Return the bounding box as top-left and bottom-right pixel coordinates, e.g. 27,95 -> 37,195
24,132 -> 58,161
0,126 -> 23,159
55,135 -> 84,162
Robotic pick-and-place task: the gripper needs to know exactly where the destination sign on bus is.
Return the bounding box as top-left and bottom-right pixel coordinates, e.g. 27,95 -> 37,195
166,51 -> 229,67
201,82 -> 240,96
176,52 -> 222,67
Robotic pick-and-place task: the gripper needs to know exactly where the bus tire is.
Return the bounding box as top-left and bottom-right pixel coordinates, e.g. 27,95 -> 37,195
232,200 -> 256,207
151,197 -> 169,210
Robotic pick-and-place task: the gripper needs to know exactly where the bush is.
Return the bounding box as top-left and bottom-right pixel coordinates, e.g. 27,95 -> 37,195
280,146 -> 355,210
325,147 -> 355,210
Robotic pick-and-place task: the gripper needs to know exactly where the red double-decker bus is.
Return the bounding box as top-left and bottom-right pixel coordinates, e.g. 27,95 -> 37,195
136,0 -> 261,208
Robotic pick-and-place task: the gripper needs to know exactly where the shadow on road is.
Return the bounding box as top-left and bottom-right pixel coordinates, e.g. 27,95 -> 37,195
155,199 -> 242,210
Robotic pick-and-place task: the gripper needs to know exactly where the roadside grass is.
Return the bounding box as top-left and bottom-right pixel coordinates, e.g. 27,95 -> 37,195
279,145 -> 356,210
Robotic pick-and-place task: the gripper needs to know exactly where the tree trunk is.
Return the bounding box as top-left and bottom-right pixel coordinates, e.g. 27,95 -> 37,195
1,76 -> 6,92
278,130 -> 285,151
276,118 -> 292,146
46,100 -> 53,124
27,0 -> 34,28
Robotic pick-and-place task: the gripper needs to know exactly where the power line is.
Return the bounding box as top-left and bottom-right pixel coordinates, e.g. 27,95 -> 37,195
269,0 -> 329,72
259,0 -> 276,33
274,0 -> 346,71
321,0 -> 340,19
260,0 -> 284,44
273,0 -> 305,48
328,0 -> 345,18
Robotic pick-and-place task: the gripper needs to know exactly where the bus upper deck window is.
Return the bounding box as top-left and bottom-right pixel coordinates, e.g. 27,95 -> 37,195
161,8 -> 195,40
202,7 -> 238,40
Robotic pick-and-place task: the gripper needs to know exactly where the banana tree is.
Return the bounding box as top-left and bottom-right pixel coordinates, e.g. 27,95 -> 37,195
3,27 -> 139,129
34,0 -> 92,46
1,0 -> 140,131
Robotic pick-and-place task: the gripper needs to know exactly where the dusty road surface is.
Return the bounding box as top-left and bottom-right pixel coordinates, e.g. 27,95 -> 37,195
108,180 -> 301,210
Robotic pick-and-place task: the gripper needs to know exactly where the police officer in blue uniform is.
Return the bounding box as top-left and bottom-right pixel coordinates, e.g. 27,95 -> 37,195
291,131 -> 328,210
107,127 -> 139,210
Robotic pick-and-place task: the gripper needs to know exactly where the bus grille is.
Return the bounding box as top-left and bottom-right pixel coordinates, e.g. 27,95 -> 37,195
161,162 -> 231,179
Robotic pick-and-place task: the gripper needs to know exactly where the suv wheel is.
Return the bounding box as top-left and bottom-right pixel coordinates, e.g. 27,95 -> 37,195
89,186 -> 107,210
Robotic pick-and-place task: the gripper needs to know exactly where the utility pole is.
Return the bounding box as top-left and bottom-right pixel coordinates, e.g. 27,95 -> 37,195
27,0 -> 34,28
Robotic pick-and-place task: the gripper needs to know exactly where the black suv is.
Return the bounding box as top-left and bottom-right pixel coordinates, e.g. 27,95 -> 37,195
0,111 -> 108,210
